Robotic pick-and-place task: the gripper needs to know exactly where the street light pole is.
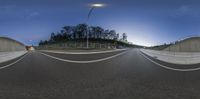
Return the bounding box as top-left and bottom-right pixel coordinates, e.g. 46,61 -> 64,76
86,7 -> 95,49
86,3 -> 105,49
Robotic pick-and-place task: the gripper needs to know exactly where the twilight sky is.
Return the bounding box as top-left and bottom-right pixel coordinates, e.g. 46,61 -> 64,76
1,0 -> 200,46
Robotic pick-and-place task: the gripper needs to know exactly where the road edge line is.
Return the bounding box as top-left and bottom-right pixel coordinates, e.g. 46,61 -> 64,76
39,51 -> 128,64
0,52 -> 28,70
139,50 -> 200,72
40,49 -> 128,55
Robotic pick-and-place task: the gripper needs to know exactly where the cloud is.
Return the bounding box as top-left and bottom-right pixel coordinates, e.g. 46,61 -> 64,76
29,12 -> 40,17
24,11 -> 40,20
0,5 -> 40,20
175,5 -> 191,16
179,5 -> 190,13
170,5 -> 200,18
177,5 -> 192,14
0,5 -> 16,14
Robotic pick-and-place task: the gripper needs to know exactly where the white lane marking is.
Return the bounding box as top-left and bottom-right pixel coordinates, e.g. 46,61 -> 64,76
0,53 -> 28,70
139,50 -> 200,72
40,51 -> 128,64
0,51 -> 28,64
41,49 -> 127,55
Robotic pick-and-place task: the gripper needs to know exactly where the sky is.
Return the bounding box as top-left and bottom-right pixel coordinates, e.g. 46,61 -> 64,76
1,0 -> 200,46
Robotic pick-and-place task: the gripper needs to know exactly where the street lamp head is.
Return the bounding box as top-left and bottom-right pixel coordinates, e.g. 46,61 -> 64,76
91,3 -> 105,7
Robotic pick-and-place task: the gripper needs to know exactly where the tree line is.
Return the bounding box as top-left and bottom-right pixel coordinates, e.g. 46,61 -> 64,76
39,23 -> 128,46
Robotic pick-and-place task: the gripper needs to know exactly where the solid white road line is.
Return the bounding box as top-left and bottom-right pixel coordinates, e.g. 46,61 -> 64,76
0,53 -> 28,70
41,49 -> 128,55
40,51 -> 128,64
139,50 -> 200,72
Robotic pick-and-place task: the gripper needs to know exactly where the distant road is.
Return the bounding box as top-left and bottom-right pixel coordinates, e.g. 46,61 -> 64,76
0,49 -> 199,99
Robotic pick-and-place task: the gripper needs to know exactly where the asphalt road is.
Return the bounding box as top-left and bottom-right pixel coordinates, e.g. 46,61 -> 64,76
0,48 -> 200,99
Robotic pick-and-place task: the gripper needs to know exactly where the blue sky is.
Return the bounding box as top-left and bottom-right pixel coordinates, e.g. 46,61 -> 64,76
1,0 -> 200,46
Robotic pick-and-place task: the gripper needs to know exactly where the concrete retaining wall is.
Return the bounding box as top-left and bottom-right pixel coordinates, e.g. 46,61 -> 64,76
141,49 -> 200,65
164,37 -> 200,52
0,37 -> 26,52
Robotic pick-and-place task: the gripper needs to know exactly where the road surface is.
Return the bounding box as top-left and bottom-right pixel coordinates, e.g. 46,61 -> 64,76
0,49 -> 199,99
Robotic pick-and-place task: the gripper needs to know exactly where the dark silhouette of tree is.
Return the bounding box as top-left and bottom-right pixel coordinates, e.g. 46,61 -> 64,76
95,26 -> 104,39
50,32 -> 56,42
39,40 -> 44,45
63,26 -> 73,40
122,33 -> 127,42
103,30 -> 110,39
114,33 -> 119,41
108,30 -> 116,40
74,24 -> 87,39
38,23 -> 132,48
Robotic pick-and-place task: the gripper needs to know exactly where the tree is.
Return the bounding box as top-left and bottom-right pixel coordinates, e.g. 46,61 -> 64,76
56,33 -> 63,41
108,30 -> 116,40
44,40 -> 48,45
114,33 -> 119,41
63,26 -> 72,40
60,30 -> 66,40
103,30 -> 110,39
38,23 -> 131,48
74,24 -> 88,39
122,33 -> 127,42
90,26 -> 104,39
50,32 -> 56,43
90,26 -> 96,38
96,26 -> 104,39
39,40 -> 44,45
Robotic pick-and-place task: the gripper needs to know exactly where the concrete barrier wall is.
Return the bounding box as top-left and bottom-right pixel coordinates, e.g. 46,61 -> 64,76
0,37 -> 26,52
164,37 -> 200,52
141,49 -> 200,65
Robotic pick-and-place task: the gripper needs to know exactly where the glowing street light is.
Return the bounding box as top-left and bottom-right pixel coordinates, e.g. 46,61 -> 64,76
87,3 -> 105,20
91,3 -> 105,7
86,3 -> 105,49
